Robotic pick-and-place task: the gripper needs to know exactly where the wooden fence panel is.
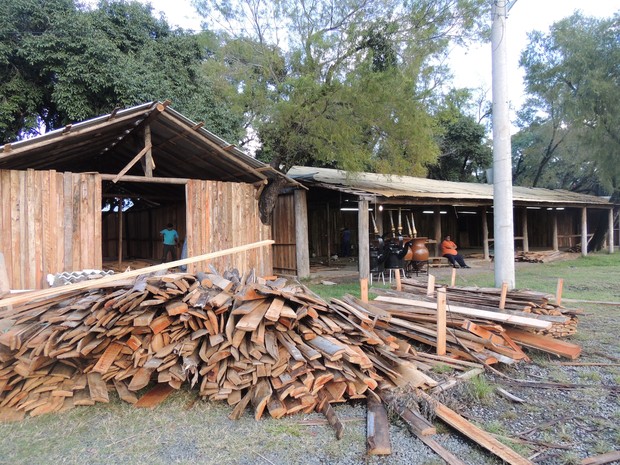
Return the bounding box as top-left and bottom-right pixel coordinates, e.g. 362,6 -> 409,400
0,169 -> 101,290
272,193 -> 297,274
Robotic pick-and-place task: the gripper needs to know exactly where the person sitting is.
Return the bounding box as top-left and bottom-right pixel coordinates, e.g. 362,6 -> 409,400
441,235 -> 470,268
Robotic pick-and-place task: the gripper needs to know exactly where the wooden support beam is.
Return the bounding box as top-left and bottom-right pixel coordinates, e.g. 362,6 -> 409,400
434,207 -> 442,257
482,207 -> 490,260
499,282 -> 508,310
112,144 -> 152,183
358,198 -> 370,282
360,278 -> 368,303
522,208 -> 529,253
436,288 -> 447,356
143,124 -> 154,177
294,189 -> 310,279
100,174 -> 188,184
450,268 -> 456,287
552,211 -> 559,251
608,208 -> 615,254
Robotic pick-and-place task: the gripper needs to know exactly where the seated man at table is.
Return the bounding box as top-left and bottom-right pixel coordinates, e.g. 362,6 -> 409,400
441,235 -> 470,268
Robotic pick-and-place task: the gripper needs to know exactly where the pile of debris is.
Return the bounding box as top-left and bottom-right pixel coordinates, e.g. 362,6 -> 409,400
0,267 -> 582,463
515,250 -> 574,263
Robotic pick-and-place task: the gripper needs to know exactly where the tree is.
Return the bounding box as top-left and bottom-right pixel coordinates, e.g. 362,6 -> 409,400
0,0 -> 241,143
193,0 -> 489,174
518,12 -> 620,194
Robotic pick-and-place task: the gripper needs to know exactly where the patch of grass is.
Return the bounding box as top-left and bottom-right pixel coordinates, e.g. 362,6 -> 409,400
558,451 -> 581,465
483,420 -> 506,435
463,375 -> 495,405
431,363 -> 454,375
578,371 -> 602,382
306,281 -> 390,302
264,422 -> 303,438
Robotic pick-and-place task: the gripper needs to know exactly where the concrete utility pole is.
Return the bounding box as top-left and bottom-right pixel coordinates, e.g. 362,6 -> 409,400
491,0 -> 516,289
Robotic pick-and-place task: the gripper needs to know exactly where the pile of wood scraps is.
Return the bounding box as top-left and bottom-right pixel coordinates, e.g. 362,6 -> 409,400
396,278 -> 581,338
515,250 -> 574,263
0,265 -> 578,464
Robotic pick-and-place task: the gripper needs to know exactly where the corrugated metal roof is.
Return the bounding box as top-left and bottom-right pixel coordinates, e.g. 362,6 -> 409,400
287,166 -> 614,207
0,102 -> 294,187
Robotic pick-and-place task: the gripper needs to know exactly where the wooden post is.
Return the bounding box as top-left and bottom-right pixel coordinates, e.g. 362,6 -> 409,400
366,394 -> 391,455
522,208 -> 529,253
117,197 -> 123,270
395,268 -> 402,292
360,277 -> 369,303
434,207 -> 442,257
450,267 -> 456,287
436,287 -> 447,356
144,124 -> 154,177
294,189 -> 310,278
608,208 -> 615,254
358,198 -> 370,301
482,207 -> 490,260
499,282 -> 508,310
581,207 -> 588,257
326,203 -> 331,266
556,278 -> 563,306
552,211 -> 559,251
427,274 -> 436,296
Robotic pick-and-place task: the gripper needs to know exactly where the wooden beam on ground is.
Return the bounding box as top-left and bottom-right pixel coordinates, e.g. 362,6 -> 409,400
0,240 -> 275,308
504,327 -> 582,359
581,451 -> 620,465
417,390 -> 534,465
366,394 -> 391,455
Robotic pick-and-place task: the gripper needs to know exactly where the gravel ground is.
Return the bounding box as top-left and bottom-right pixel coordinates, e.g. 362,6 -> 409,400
1,262 -> 618,465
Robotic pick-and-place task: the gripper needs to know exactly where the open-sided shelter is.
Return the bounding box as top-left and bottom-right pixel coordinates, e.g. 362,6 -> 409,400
273,167 -> 618,278
0,101 -> 297,290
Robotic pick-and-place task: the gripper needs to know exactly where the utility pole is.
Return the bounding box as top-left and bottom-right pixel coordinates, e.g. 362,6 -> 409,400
491,0 -> 516,289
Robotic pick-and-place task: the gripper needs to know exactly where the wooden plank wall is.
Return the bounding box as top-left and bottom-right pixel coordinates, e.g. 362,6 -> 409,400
0,169 -> 101,290
186,180 -> 272,277
272,193 -> 297,274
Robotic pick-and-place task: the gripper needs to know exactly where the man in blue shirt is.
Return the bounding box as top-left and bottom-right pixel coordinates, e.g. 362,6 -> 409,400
160,223 -> 179,263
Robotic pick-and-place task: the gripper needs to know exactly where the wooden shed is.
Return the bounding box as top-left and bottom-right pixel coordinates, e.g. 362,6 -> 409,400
274,167 -> 618,277
0,102 -> 297,290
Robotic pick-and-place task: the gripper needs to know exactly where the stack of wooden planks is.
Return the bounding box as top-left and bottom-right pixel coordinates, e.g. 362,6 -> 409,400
515,250 -> 573,263
396,278 -> 581,338
0,270 -> 446,421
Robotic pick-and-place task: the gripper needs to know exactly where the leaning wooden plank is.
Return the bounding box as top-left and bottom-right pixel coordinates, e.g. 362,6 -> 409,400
0,240 -> 275,308
374,296 -> 552,330
317,391 -> 344,440
504,328 -> 581,359
581,451 -> 620,465
113,380 -> 138,404
366,393 -> 391,455
134,384 -> 175,409
417,390 -> 534,465
251,379 -> 273,420
87,373 -> 109,403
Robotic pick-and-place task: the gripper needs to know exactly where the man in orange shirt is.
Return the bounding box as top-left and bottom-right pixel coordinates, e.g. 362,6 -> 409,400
441,235 -> 470,268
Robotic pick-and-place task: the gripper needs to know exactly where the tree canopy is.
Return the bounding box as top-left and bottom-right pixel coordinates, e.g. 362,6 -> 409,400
517,12 -> 620,195
0,0 -> 241,143
193,0 -> 489,174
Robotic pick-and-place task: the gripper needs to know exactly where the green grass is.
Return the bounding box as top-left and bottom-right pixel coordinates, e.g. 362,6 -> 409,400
306,281 -> 391,303
460,252 -> 620,301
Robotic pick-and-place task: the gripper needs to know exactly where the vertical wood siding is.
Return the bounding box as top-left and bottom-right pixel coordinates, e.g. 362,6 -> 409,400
185,180 -> 272,277
0,170 -> 101,290
272,193 -> 297,274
